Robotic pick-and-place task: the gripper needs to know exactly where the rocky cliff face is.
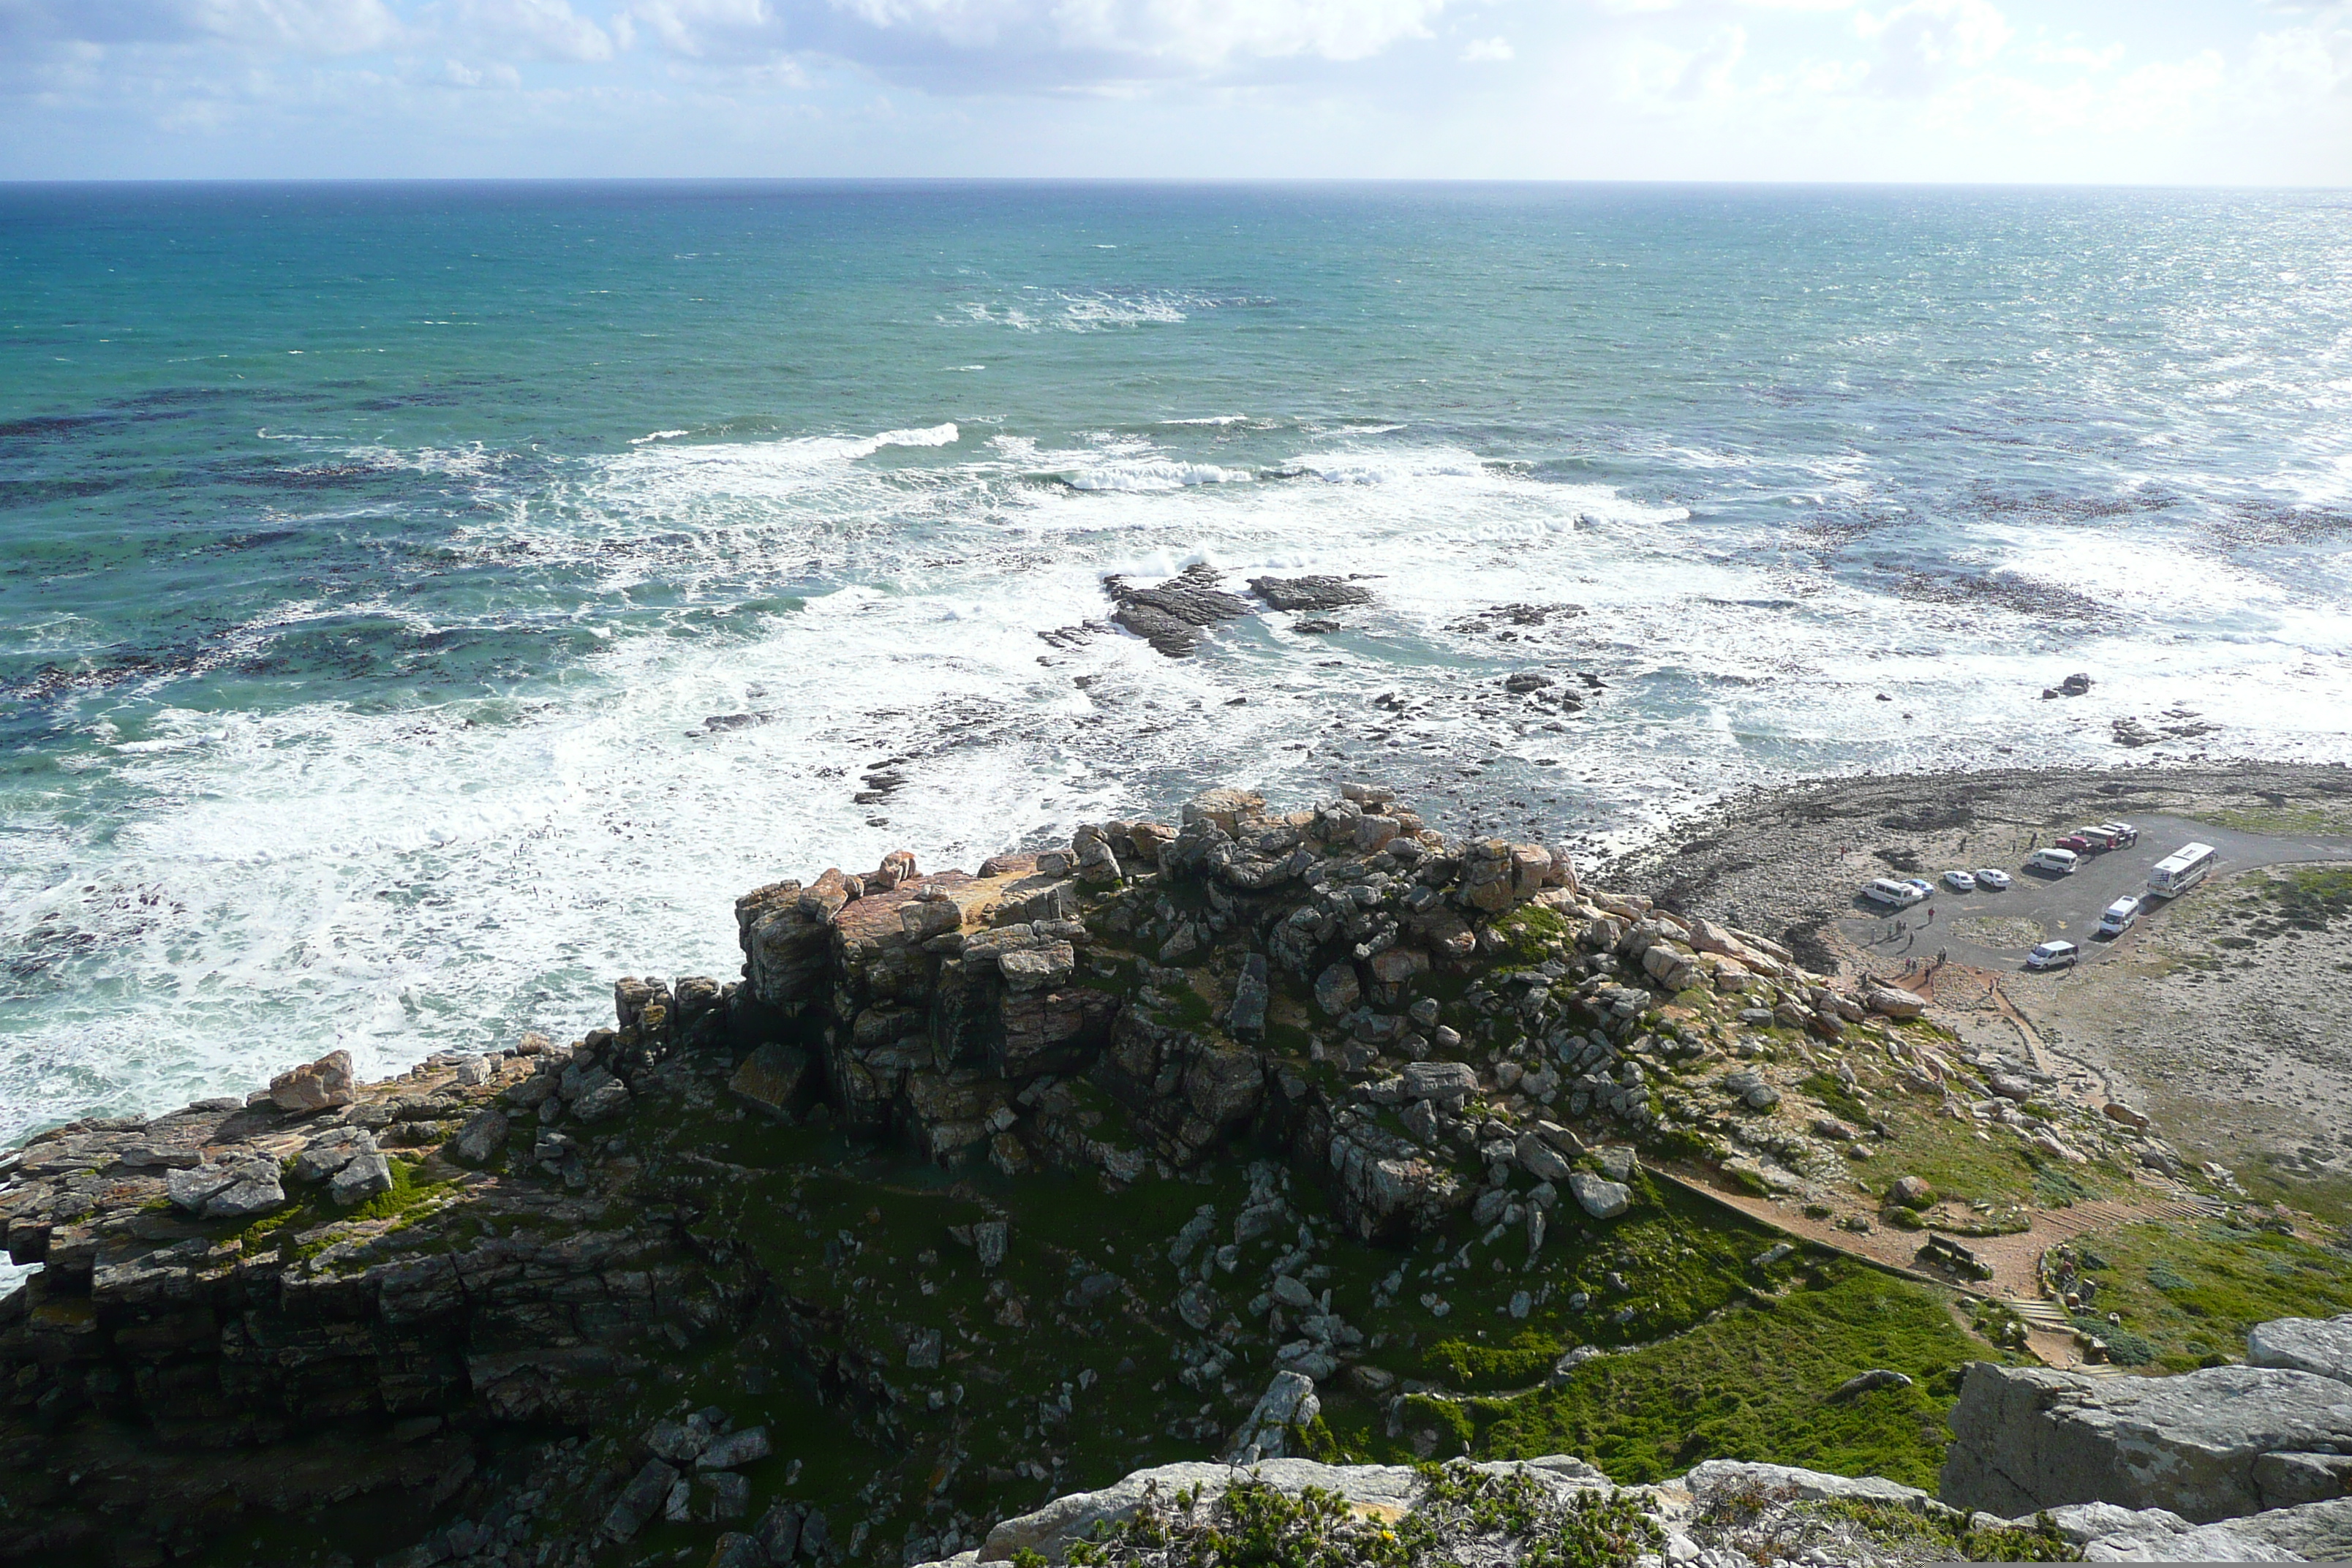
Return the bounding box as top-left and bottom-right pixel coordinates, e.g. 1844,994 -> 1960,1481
0,780 -> 2320,1567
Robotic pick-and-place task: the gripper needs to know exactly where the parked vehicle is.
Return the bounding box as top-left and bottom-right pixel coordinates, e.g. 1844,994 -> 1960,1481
1904,878 -> 1935,900
2055,834 -> 2094,854
2026,939 -> 2079,971
2092,821 -> 2141,848
2097,896 -> 2141,938
1972,868 -> 2013,890
1862,878 -> 1927,908
2146,842 -> 2217,900
1942,870 -> 1976,892
2026,847 -> 2079,875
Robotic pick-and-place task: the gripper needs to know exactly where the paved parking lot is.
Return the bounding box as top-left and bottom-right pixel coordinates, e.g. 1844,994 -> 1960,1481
1836,812 -> 2352,972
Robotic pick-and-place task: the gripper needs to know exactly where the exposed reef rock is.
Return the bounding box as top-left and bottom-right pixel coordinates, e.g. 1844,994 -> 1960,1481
1248,575 -> 1375,612
1103,565 -> 1253,657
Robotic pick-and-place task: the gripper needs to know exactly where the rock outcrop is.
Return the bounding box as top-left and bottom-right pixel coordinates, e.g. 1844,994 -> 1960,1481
1941,1359 -> 2352,1523
0,778 -> 2313,1568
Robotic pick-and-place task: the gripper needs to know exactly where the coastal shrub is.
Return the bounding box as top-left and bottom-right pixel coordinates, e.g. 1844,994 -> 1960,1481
1423,1330 -> 1564,1392
2072,1220 -> 2352,1372
1054,1467 -> 1662,1568
2069,1316 -> 2156,1368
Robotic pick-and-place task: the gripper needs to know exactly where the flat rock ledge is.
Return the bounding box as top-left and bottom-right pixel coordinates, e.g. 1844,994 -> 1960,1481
914,1451 -> 2352,1567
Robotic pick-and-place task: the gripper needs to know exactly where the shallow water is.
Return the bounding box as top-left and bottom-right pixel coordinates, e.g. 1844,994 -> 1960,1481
3,181 -> 2348,1142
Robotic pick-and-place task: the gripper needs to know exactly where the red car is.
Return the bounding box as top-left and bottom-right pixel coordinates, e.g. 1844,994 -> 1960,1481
2054,834 -> 2094,854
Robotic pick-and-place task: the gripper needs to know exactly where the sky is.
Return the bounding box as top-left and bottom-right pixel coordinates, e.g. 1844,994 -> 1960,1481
0,0 -> 2345,181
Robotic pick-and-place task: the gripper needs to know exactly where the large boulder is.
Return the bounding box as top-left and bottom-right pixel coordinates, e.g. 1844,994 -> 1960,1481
2228,1496 -> 2352,1561
2249,1314 -> 2352,1387
269,1049 -> 355,1115
1940,1361 -> 2352,1523
1568,1172 -> 1630,1220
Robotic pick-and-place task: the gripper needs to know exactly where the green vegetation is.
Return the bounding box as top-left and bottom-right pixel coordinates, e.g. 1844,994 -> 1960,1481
2068,1218 -> 2352,1373
1863,1096 -> 2123,1215
2192,804 -> 2352,840
236,1156 -> 454,1257
1382,1267 -> 1987,1490
2242,865 -> 2352,933
1052,1466 -> 1662,1568
1488,905 -> 1572,970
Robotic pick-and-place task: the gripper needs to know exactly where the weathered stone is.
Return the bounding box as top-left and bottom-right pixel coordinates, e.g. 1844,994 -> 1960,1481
330,1147 -> 393,1207
753,1504 -> 804,1564
606,1458 -> 679,1541
707,1531 -> 766,1568
2251,1449 -> 2352,1507
728,1042 -> 811,1119
1940,1360 -> 2352,1523
1314,961 -> 1362,1017
269,1049 -> 356,1115
1110,566 -> 1253,657
449,1109 -> 508,1166
570,1078 -> 633,1124
689,1425 -> 769,1471
1401,1060 -> 1477,1104
1515,1132 -> 1574,1184
973,1219 -> 1008,1273
2248,1314 -> 2352,1387
1226,1371 -> 1322,1463
2229,1496 -> 2352,1561
1568,1172 -> 1629,1220
290,1127 -> 372,1183
1891,1175 -> 1936,1209
1229,953 -> 1270,1042
1248,575 -> 1372,611
999,942 -> 1076,992
1862,987 -> 1926,1019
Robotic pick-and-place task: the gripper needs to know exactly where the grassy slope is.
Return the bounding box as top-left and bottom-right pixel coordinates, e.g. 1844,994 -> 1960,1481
2068,1217 -> 2352,1374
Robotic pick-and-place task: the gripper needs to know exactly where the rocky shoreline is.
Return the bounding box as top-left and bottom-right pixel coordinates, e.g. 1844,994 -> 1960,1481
0,776 -> 2345,1567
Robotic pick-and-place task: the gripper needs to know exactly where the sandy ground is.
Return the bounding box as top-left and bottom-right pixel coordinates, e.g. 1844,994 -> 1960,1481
1601,761 -> 2352,1217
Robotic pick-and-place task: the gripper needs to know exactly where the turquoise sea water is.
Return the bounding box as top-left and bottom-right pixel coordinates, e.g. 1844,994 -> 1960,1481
3,181 -> 2350,1141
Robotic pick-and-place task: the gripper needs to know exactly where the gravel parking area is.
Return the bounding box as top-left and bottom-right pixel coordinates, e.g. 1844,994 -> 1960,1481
1602,761 -> 2352,1218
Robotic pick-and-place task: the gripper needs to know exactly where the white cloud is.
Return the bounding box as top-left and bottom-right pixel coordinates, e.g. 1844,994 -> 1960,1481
622,0 -> 778,57
1856,0 -> 2012,95
1617,21 -> 1745,101
0,0 -> 404,53
620,0 -> 1455,78
1460,33 -> 1509,61
429,0 -> 614,61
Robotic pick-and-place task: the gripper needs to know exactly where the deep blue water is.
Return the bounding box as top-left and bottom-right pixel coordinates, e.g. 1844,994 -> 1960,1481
3,181 -> 2349,1141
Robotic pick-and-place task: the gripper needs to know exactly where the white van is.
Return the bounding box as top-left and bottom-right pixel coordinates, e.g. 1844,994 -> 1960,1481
2146,842 -> 2217,900
1861,878 -> 1926,908
2026,847 -> 2079,875
2097,897 -> 2141,938
2025,939 -> 2079,971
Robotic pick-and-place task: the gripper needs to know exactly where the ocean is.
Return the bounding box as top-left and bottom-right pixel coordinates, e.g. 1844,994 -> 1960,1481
3,180 -> 2348,1145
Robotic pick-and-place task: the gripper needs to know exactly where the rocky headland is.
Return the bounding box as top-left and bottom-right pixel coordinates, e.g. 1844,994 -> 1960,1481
1,779 -> 2347,1567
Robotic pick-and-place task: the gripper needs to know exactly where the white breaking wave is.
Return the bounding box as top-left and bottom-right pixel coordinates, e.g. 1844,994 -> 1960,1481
10,415 -> 2352,1148
1064,460 -> 1254,491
